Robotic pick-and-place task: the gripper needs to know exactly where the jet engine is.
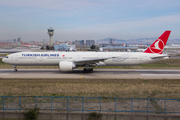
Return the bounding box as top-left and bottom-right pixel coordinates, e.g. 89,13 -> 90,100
59,61 -> 76,71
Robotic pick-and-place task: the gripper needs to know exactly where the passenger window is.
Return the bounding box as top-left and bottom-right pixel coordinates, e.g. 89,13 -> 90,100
5,56 -> 8,58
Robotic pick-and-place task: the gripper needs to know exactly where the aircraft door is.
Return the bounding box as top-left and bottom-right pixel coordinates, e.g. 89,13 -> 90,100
15,55 -> 19,62
139,55 -> 142,64
31,57 -> 36,64
76,55 -> 81,60
108,55 -> 112,62
36,56 -> 43,64
10,55 -> 14,62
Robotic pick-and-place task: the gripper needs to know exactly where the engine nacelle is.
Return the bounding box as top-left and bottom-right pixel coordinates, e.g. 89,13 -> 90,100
59,61 -> 76,71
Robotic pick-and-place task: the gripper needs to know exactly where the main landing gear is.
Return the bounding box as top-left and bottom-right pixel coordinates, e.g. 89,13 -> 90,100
14,66 -> 18,72
83,65 -> 93,73
83,68 -> 93,73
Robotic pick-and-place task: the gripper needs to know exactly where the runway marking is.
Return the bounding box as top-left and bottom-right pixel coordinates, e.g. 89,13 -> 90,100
0,73 -> 10,75
141,74 -> 180,76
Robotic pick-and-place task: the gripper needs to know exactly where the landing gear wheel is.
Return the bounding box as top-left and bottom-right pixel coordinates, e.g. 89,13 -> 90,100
83,68 -> 87,73
14,66 -> 18,72
83,68 -> 93,73
89,68 -> 93,73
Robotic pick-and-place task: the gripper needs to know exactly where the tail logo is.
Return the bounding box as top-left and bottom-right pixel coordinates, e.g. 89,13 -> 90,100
149,39 -> 164,54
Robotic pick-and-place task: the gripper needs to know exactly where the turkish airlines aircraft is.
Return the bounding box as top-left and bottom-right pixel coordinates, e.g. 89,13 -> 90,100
2,31 -> 171,73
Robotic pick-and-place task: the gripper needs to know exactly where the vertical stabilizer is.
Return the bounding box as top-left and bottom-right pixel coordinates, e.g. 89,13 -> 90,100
144,30 -> 171,54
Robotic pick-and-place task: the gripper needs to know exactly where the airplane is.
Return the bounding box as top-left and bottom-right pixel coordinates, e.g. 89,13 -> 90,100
2,30 -> 171,73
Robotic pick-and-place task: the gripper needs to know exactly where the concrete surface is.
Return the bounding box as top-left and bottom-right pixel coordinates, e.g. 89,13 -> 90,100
0,68 -> 180,79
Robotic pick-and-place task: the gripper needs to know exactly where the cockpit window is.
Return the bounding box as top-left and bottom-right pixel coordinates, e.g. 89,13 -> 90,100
5,56 -> 8,58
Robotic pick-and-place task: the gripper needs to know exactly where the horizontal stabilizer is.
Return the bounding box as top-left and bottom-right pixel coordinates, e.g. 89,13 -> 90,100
150,55 -> 170,59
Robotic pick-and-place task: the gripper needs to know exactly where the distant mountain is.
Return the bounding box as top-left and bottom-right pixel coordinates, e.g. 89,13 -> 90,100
96,38 -> 180,45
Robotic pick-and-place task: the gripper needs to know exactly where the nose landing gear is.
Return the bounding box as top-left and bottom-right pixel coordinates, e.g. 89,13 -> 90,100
14,66 -> 18,72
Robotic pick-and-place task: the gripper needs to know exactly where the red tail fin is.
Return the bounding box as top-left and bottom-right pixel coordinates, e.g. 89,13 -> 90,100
144,30 -> 171,54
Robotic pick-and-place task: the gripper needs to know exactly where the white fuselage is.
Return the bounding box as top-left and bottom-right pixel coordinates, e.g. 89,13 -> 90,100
2,51 -> 168,67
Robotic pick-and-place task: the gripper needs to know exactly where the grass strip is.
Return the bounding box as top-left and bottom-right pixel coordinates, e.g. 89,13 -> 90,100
1,78 -> 180,99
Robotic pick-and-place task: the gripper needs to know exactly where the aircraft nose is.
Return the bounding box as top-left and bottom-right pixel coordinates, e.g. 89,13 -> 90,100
2,58 -> 6,63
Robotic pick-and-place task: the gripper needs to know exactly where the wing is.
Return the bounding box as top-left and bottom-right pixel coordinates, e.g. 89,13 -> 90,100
73,57 -> 116,66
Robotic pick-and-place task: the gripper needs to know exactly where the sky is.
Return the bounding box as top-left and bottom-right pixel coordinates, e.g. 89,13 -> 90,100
0,0 -> 180,41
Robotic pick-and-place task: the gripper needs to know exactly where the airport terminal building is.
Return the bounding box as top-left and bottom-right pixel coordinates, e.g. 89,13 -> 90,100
54,44 -> 76,51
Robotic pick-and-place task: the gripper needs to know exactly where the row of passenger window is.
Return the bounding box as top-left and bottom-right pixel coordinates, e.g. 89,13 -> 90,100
19,57 -> 73,59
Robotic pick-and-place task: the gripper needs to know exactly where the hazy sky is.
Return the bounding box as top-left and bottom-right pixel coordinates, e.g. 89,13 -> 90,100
1,0 -> 180,41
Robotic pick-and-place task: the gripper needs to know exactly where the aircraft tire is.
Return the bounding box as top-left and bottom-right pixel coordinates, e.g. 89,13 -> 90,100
83,68 -> 87,73
89,68 -> 93,73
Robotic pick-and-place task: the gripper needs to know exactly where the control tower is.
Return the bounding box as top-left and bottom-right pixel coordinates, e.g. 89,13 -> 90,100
47,27 -> 54,46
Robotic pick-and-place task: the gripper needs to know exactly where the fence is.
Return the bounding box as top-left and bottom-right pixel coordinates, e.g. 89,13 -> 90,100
0,96 -> 180,114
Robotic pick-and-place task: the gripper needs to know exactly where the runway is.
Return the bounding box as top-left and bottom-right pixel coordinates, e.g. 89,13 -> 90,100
0,68 -> 180,79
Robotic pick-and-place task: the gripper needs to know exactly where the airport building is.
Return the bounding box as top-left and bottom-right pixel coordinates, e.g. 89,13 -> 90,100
54,44 -> 76,51
101,46 -> 138,52
73,40 -> 85,46
86,40 -> 95,46
17,37 -> 21,42
80,40 -> 84,45
109,39 -> 113,46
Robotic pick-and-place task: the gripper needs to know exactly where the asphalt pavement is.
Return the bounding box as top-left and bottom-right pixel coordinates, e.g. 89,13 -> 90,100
0,68 -> 180,79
